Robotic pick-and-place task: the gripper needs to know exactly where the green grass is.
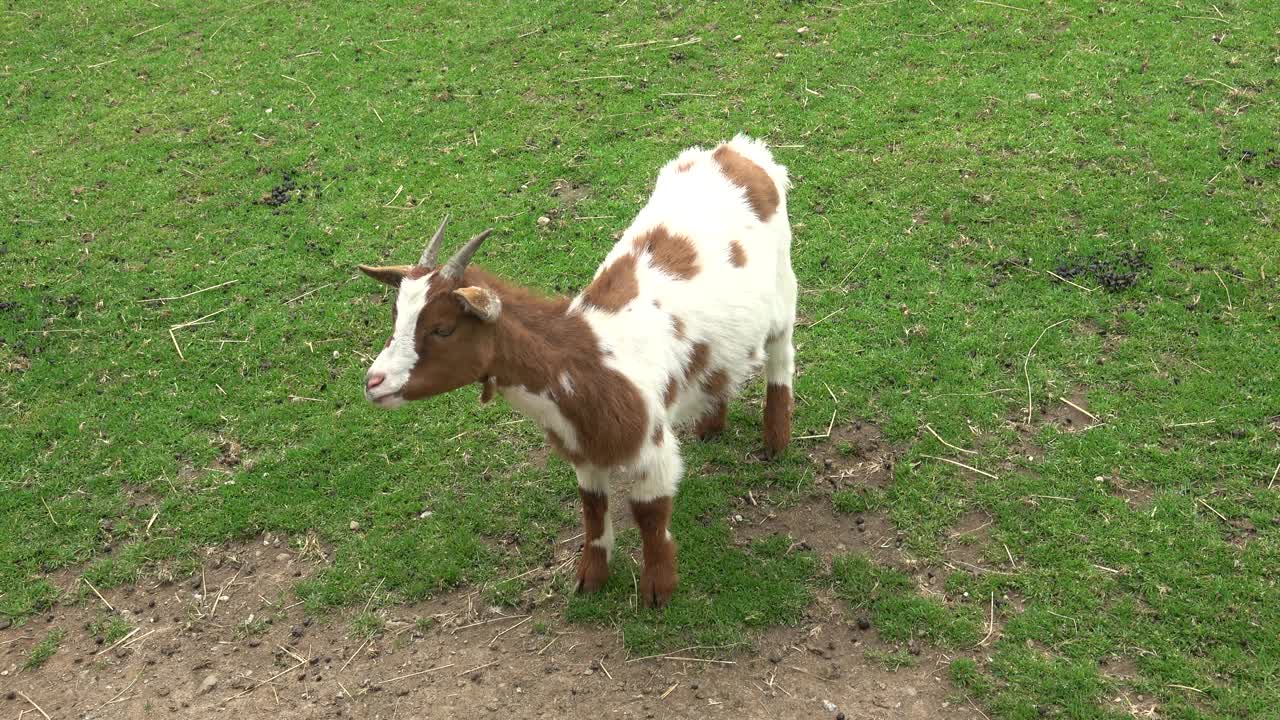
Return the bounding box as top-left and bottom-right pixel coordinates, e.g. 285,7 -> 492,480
833,554 -> 983,648
2,1 -> 1279,717
88,614 -> 135,645
23,630 -> 64,671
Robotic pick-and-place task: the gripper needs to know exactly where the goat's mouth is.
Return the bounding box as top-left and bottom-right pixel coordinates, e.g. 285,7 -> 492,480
365,389 -> 405,408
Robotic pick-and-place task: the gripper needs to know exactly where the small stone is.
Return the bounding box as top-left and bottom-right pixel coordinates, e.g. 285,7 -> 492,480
276,553 -> 290,562
774,52 -> 785,59
768,653 -> 782,664
350,520 -> 360,531
291,626 -> 305,638
537,216 -> 551,226
733,34 -> 742,41
198,675 -> 219,694
857,617 -> 871,630
1026,92 -> 1042,100
796,26 -> 809,33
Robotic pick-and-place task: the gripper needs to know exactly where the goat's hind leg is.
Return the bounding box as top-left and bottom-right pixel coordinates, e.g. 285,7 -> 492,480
575,466 -> 613,593
763,327 -> 795,458
629,437 -> 683,608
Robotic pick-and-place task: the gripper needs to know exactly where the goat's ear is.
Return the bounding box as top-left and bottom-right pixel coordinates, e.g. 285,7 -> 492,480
358,264 -> 413,288
453,287 -> 501,323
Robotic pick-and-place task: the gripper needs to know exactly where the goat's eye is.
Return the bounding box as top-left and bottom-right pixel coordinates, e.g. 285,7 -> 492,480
433,327 -> 454,338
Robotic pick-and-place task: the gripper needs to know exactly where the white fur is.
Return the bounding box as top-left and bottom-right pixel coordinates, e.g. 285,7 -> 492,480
503,386 -> 582,455
366,273 -> 433,404
575,466 -> 614,560
591,514 -> 615,561
569,134 -> 795,504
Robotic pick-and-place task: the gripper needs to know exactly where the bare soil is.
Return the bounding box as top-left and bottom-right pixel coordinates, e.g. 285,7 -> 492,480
1039,391 -> 1099,433
2,422 -> 980,720
808,421 -> 896,491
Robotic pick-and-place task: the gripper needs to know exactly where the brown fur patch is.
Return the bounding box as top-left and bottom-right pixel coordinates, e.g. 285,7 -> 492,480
632,226 -> 700,280
577,489 -> 611,593
663,376 -> 679,408
458,268 -> 647,468
675,159 -> 695,172
630,496 -> 677,607
582,253 -> 639,312
713,145 -> 779,222
652,425 -> 665,446
546,429 -> 580,464
729,240 -> 747,268
764,383 -> 793,458
684,342 -> 711,383
672,316 -> 686,340
694,400 -> 727,440
694,369 -> 731,440
702,368 -> 729,399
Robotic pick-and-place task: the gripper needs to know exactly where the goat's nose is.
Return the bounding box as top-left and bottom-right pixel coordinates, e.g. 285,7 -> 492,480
366,373 -> 386,391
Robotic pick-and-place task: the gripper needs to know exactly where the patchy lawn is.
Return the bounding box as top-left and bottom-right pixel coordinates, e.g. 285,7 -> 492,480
2,1 -> 1278,717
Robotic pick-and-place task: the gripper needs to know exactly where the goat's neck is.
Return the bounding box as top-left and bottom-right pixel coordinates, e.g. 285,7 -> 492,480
469,270 -> 587,395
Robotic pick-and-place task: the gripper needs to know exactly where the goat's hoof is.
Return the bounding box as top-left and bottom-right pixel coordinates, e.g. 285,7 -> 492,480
638,569 -> 677,608
758,445 -> 786,461
575,547 -> 610,594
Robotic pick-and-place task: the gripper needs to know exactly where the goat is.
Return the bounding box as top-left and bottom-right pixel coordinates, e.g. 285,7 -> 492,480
357,135 -> 795,607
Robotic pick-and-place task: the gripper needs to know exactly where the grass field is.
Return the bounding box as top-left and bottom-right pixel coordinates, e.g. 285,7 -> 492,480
2,1 -> 1279,717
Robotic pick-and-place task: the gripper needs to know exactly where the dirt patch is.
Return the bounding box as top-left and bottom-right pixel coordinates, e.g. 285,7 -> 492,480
547,178 -> 590,221
724,421 -> 914,573
1107,478 -> 1156,512
1100,656 -> 1140,682
810,421 -> 896,491
733,497 -> 906,573
3,531 -> 980,720
121,484 -> 163,510
1101,657 -> 1160,718
174,435 -> 255,488
1039,390 -> 1100,433
1225,517 -> 1258,549
943,511 -> 995,571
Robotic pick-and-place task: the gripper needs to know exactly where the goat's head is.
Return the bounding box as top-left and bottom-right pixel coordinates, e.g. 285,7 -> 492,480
357,217 -> 501,408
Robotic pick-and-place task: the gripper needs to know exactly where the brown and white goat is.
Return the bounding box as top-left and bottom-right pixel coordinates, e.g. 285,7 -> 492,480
357,135 -> 795,607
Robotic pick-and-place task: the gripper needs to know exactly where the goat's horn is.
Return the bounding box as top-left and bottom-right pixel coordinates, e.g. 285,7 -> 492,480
419,215 -> 450,267
440,228 -> 495,279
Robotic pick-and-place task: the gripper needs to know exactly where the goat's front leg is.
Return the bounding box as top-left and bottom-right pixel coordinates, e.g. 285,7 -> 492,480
575,466 -> 613,593
630,439 -> 683,608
